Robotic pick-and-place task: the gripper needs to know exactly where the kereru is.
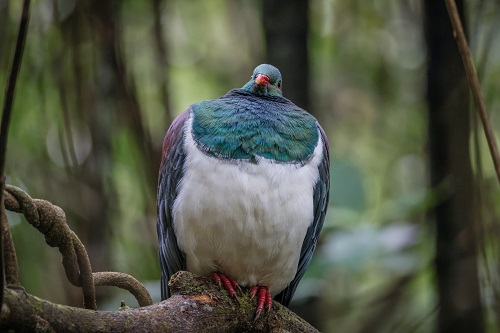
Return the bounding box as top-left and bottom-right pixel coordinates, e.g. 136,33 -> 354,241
157,64 -> 330,318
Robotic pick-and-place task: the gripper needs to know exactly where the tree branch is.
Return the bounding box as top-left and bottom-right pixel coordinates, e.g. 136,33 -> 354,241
0,0 -> 32,311
1,199 -> 19,287
4,185 -> 97,309
93,272 -> 152,307
445,0 -> 500,185
3,185 -> 153,309
0,271 -> 317,333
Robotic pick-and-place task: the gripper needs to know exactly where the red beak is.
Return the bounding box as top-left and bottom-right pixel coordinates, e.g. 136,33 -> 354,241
255,74 -> 270,86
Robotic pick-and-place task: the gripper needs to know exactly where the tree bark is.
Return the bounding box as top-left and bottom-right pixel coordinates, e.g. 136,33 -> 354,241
0,271 -> 317,333
424,1 -> 483,332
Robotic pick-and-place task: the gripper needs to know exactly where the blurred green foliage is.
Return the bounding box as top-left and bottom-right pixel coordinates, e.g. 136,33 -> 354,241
1,0 -> 500,332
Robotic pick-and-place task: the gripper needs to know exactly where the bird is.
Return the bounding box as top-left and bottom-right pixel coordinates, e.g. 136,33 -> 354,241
157,64 -> 330,319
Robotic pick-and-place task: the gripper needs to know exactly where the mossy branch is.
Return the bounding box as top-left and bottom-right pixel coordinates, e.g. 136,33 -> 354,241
0,271 -> 317,333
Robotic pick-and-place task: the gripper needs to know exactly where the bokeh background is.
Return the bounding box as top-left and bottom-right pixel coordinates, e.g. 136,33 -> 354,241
1,0 -> 500,332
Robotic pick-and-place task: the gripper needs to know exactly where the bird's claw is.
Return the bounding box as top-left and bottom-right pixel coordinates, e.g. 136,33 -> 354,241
210,272 -> 241,299
211,274 -> 272,321
251,286 -> 272,321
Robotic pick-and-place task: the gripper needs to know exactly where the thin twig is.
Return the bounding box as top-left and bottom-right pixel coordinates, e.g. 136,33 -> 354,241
445,0 -> 500,185
0,0 -> 32,311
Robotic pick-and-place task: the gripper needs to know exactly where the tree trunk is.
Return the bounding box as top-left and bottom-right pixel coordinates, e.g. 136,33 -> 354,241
262,0 -> 310,113
424,1 -> 483,332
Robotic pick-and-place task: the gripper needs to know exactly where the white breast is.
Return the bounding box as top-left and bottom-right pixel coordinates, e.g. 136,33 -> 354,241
172,115 -> 324,295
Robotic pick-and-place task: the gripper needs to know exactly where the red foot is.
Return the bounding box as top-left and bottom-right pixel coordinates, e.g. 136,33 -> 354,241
210,272 -> 242,298
249,286 -> 272,320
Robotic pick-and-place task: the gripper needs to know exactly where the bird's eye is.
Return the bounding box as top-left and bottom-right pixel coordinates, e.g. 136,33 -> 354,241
277,81 -> 282,90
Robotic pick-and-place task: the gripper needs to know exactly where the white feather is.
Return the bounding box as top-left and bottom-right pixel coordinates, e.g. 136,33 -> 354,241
172,115 -> 323,295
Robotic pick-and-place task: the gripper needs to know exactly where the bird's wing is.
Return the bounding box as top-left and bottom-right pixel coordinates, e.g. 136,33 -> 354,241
157,109 -> 191,300
274,124 -> 330,306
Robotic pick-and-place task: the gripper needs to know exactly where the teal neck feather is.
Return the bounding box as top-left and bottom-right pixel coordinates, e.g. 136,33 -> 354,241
191,89 -> 318,164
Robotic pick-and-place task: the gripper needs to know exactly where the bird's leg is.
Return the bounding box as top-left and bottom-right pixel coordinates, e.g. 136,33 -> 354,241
210,272 -> 242,298
249,285 -> 272,320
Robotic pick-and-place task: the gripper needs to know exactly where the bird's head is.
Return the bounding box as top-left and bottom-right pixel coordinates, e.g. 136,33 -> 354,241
242,64 -> 283,97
